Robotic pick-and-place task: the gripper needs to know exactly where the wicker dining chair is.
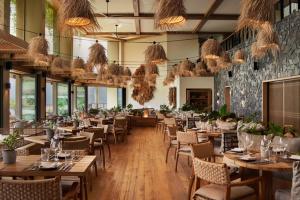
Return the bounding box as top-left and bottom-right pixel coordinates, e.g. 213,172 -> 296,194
175,131 -> 198,172
192,158 -> 262,200
62,138 -> 90,152
112,118 -> 127,144
156,112 -> 165,134
91,126 -> 111,159
165,125 -> 177,163
163,118 -> 176,141
0,177 -> 79,200
83,119 -> 91,126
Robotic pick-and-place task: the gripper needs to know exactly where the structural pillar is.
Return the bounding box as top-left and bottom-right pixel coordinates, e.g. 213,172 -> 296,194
0,61 -> 11,131
35,72 -> 46,121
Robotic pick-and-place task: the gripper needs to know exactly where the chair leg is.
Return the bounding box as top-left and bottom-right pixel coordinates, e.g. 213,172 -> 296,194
113,132 -> 117,144
101,146 -> 106,169
93,161 -> 98,177
106,143 -> 111,160
188,175 -> 195,200
175,152 -> 179,172
165,143 -> 172,163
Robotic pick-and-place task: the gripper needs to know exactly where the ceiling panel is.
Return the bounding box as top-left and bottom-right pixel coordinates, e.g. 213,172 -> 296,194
214,0 -> 241,14
140,0 -> 215,13
97,18 -> 136,32
201,20 -> 237,32
140,19 -> 163,33
92,0 -> 134,14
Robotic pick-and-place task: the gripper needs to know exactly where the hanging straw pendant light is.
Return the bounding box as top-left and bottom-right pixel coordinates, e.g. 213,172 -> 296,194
145,42 -> 167,64
201,38 -> 222,60
154,0 -> 186,30
193,61 -> 208,77
87,40 -> 107,69
206,59 -> 219,74
237,0 -> 275,31
58,0 -> 99,31
178,58 -> 194,77
233,49 -> 246,64
27,33 -> 49,65
71,56 -> 85,77
251,42 -> 267,59
51,56 -> 70,75
217,51 -> 232,69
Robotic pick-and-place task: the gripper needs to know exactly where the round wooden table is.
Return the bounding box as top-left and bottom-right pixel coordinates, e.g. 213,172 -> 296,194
224,152 -> 293,200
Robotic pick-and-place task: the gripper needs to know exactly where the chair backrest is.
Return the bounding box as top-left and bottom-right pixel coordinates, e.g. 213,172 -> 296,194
0,177 -> 61,200
191,142 -> 214,161
193,158 -> 230,185
79,132 -> 95,144
62,138 -> 90,151
83,119 -> 91,126
85,127 -> 105,140
221,131 -> 238,152
114,118 -> 127,128
156,112 -> 165,120
167,125 -> 177,137
164,118 -> 176,126
187,117 -> 201,129
176,131 -> 198,145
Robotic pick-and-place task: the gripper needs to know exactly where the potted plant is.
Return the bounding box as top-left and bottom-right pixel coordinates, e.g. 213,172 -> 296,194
72,112 -> 80,128
159,104 -> 172,116
2,131 -> 20,164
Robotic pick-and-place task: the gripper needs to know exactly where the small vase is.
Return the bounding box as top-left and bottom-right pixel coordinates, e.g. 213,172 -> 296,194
2,150 -> 17,164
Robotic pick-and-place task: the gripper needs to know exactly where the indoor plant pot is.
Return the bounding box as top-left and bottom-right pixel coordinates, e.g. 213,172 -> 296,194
2,149 -> 16,164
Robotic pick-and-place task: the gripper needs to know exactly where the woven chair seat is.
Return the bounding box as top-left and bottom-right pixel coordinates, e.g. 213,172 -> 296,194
194,184 -> 256,200
170,140 -> 178,145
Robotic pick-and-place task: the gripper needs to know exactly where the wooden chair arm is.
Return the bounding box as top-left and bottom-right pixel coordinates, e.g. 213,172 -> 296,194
229,176 -> 262,187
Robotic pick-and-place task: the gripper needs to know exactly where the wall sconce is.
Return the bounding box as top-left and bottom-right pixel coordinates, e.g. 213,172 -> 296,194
5,83 -> 11,89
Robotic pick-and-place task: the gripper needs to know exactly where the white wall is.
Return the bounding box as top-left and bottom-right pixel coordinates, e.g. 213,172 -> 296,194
178,77 -> 215,110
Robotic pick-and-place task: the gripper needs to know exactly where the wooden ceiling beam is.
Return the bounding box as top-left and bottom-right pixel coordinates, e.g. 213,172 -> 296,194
132,0 -> 141,35
94,13 -> 238,20
86,31 -> 231,36
193,0 -> 224,33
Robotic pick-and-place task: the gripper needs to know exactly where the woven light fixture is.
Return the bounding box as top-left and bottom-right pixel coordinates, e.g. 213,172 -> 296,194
233,49 -> 246,64
96,66 -> 108,83
217,52 -> 232,69
251,42 -> 267,59
237,0 -> 275,31
87,40 -> 107,67
178,58 -> 194,77
51,56 -> 70,75
256,22 -> 280,58
193,61 -> 208,77
58,0 -> 99,31
201,39 -> 222,60
163,66 -> 176,86
123,67 -> 132,81
206,59 -> 219,73
27,33 -> 49,64
145,42 -> 167,64
71,57 -> 85,77
154,0 -> 186,30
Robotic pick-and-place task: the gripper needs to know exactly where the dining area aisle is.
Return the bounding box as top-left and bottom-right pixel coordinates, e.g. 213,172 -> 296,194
90,127 -> 190,200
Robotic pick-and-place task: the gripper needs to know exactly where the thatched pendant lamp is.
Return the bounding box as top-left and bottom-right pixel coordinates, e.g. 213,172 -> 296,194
233,49 -> 246,64
107,62 -> 121,77
256,22 -> 280,58
145,42 -> 167,64
193,61 -> 208,77
87,40 -> 107,68
123,67 -> 132,81
217,52 -> 232,69
201,39 -> 222,60
237,0 -> 275,31
58,0 -> 99,31
154,0 -> 186,30
28,33 -> 49,63
178,58 -> 194,77
206,59 -> 219,74
71,57 -> 85,77
51,56 -> 70,75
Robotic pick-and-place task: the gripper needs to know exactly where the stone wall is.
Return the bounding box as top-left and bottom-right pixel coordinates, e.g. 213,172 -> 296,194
214,11 -> 300,120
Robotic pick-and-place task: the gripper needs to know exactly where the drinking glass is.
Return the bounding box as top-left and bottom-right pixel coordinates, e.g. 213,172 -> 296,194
65,150 -> 75,164
244,135 -> 253,154
41,148 -> 50,161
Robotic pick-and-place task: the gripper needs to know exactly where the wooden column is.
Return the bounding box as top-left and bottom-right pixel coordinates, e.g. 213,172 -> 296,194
67,80 -> 72,116
84,85 -> 88,112
0,61 -> 11,130
35,71 -> 46,121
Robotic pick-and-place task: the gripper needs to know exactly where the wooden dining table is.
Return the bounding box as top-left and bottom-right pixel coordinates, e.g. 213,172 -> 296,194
224,152 -> 293,200
0,155 -> 97,200
57,126 -> 82,133
24,135 -> 87,146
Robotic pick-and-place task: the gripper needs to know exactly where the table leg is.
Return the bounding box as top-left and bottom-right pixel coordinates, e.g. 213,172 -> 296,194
79,176 -> 84,200
83,175 -> 88,200
262,170 -> 273,200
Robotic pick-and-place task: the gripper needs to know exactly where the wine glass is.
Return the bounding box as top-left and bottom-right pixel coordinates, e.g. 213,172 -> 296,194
244,135 -> 253,154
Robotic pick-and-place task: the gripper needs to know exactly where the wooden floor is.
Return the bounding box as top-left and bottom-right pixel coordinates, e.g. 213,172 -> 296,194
89,127 -> 191,200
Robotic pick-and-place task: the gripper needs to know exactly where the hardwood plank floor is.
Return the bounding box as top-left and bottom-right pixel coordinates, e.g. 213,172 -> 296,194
89,127 -> 192,200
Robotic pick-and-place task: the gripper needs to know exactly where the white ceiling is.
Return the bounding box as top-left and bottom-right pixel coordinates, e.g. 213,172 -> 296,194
89,0 -> 241,36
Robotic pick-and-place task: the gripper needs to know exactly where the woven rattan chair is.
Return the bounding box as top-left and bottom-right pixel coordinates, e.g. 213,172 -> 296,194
86,126 -> 111,159
83,119 -> 91,126
163,118 -> 176,141
62,138 -> 90,152
165,125 -> 177,163
112,118 -> 127,144
175,131 -> 198,172
192,158 -> 262,200
0,177 -> 79,200
156,112 -> 165,134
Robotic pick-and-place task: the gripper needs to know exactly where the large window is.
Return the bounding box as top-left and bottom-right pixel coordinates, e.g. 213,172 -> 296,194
57,83 -> 69,116
46,82 -> 54,115
22,76 -> 36,120
76,86 -> 85,111
9,74 -> 17,118
9,0 -> 16,36
45,2 -> 54,54
88,87 -> 107,109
